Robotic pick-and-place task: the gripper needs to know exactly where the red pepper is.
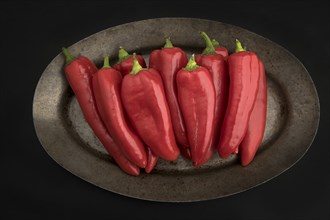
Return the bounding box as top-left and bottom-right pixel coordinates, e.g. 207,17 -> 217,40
211,38 -> 229,59
62,48 -> 140,176
121,54 -> 180,161
240,60 -> 267,166
113,47 -> 146,76
149,38 -> 191,159
92,56 -> 147,168
177,54 -> 216,166
195,32 -> 229,163
218,40 -> 261,159
145,147 -> 158,173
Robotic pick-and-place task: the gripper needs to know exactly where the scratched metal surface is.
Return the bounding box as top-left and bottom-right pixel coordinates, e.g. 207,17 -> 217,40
32,18 -> 320,202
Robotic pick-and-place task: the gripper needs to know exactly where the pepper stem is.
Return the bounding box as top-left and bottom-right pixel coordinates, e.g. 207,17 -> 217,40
211,39 -> 220,48
62,47 -> 74,65
103,56 -> 111,68
183,54 -> 200,71
163,37 -> 174,48
118,47 -> 130,62
235,39 -> 246,52
201,32 -> 216,55
130,53 -> 143,75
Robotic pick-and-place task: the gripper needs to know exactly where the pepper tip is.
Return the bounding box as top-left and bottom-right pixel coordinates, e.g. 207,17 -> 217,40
130,52 -> 143,74
118,46 -> 130,62
235,39 -> 246,52
102,55 -> 111,68
164,37 -> 174,48
62,47 -> 74,64
183,54 -> 200,71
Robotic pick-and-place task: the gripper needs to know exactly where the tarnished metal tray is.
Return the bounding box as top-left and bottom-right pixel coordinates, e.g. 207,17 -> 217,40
32,18 -> 320,202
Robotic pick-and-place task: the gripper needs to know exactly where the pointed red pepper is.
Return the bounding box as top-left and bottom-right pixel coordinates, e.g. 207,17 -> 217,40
92,56 -> 147,168
62,48 -> 140,176
121,54 -> 180,161
211,38 -> 229,59
149,37 -> 191,159
113,47 -> 146,76
218,40 -> 261,159
177,54 -> 216,166
240,60 -> 267,166
145,147 -> 158,173
195,32 -> 229,163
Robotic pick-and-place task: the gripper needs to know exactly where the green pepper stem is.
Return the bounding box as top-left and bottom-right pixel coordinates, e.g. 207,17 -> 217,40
103,56 -> 111,68
118,47 -> 130,62
130,53 -> 143,75
201,32 -> 216,55
62,47 -> 74,65
235,39 -> 246,52
211,39 -> 220,48
163,37 -> 174,48
183,54 -> 200,71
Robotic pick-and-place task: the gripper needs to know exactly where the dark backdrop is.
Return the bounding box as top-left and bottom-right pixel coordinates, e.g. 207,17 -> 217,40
1,0 -> 329,219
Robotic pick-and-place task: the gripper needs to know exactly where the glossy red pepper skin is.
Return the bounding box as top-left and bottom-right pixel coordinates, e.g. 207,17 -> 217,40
177,56 -> 216,166
145,147 -> 158,173
218,42 -> 260,159
113,48 -> 146,76
62,49 -> 140,175
149,38 -> 190,158
76,56 -> 98,73
92,58 -> 147,168
214,48 -> 229,59
195,54 -> 228,161
121,57 -> 180,161
240,61 -> 267,166
211,39 -> 229,59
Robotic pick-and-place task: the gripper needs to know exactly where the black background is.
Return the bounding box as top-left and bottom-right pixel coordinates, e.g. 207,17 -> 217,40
1,0 -> 329,219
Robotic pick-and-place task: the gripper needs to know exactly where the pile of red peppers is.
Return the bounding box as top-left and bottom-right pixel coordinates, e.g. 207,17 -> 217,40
62,32 -> 267,175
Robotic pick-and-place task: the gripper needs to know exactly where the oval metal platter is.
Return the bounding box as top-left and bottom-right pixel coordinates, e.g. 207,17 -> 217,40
33,18 -> 320,202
